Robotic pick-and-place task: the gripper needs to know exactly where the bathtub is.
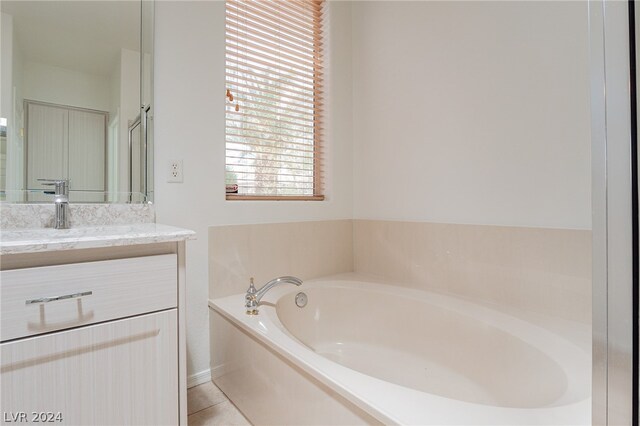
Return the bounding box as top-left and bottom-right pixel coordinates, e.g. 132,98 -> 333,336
209,278 -> 590,425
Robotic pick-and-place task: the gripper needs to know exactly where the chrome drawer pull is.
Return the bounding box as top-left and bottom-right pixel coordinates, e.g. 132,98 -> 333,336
26,291 -> 93,305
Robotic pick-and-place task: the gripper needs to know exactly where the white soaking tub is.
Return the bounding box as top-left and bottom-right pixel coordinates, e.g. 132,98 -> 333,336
209,278 -> 590,425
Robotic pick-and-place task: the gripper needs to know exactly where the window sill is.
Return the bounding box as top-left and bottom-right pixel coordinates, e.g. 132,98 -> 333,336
226,195 -> 325,201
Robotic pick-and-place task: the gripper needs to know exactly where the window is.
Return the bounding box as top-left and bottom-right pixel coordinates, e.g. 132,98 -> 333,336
225,0 -> 325,200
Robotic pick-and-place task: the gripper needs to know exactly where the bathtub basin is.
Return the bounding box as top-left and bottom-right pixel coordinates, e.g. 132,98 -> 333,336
209,278 -> 590,425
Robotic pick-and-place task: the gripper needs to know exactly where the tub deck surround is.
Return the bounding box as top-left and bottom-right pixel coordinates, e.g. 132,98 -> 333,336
0,223 -> 196,255
209,220 -> 354,299
209,278 -> 591,425
353,220 -> 592,324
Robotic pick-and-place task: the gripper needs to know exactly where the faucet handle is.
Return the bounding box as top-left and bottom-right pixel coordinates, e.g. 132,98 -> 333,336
247,277 -> 257,293
38,179 -> 69,196
245,277 -> 259,315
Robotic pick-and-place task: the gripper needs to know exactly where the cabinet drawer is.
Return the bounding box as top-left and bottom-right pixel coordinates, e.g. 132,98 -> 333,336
0,254 -> 177,341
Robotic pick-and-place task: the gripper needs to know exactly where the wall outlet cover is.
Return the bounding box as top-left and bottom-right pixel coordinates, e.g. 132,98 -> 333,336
167,160 -> 183,183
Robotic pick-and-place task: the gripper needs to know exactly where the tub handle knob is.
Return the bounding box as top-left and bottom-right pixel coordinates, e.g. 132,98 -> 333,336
295,292 -> 308,308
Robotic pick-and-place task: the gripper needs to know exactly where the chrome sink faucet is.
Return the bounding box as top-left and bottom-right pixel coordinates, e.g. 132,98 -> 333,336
39,179 -> 70,229
245,276 -> 303,315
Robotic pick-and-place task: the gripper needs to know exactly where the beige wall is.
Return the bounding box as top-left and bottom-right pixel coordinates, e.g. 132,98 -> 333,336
209,220 -> 353,299
23,61 -> 111,112
352,1 -> 591,229
354,220 -> 591,323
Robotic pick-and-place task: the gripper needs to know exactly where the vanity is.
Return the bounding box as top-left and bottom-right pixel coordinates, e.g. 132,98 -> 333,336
0,1 -> 192,423
0,223 -> 195,425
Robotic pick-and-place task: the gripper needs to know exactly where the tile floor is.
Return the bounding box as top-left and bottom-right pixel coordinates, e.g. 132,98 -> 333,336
187,381 -> 251,426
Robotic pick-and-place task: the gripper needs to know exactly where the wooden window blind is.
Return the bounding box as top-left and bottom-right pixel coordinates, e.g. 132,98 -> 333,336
225,0 -> 325,200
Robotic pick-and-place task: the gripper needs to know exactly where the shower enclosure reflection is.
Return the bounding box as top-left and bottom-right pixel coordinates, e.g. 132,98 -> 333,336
0,0 -> 153,204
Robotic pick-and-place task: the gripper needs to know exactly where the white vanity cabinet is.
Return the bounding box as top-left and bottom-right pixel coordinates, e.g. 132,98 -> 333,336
0,236 -> 191,426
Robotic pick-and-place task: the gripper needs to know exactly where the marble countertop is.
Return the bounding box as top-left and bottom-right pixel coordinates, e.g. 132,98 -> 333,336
0,223 -> 196,255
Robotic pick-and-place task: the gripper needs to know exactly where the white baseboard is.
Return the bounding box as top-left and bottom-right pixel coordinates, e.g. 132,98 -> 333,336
187,369 -> 212,389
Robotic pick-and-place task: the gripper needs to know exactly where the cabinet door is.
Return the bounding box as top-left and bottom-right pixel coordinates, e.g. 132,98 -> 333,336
26,103 -> 68,189
1,310 -> 178,425
68,109 -> 106,192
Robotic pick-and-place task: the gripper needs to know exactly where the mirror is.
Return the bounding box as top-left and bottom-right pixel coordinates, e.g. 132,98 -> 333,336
0,0 -> 154,204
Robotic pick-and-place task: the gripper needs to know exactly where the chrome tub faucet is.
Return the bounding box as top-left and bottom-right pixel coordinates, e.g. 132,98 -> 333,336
39,179 -> 70,229
245,276 -> 303,315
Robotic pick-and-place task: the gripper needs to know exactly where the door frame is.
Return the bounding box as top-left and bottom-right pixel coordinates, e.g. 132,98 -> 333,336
590,1 -> 638,424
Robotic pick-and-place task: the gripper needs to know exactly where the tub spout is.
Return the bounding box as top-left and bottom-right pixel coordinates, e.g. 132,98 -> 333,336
245,276 -> 303,315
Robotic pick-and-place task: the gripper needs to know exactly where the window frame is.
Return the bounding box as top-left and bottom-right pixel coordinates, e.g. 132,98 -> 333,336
224,0 -> 325,201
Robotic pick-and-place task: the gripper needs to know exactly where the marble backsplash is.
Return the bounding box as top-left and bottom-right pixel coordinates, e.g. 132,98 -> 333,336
0,203 -> 155,230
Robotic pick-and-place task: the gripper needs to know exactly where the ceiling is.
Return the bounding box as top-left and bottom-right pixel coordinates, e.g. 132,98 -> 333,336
2,1 -> 141,76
